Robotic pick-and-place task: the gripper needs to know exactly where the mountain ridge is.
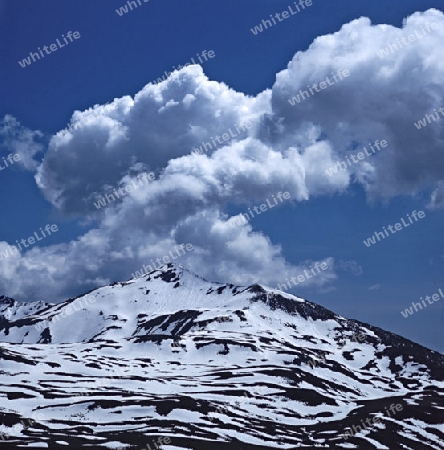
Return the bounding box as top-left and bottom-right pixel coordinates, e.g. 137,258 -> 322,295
0,263 -> 443,449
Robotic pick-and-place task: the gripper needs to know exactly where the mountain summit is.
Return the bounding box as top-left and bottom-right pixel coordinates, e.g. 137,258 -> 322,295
0,263 -> 443,449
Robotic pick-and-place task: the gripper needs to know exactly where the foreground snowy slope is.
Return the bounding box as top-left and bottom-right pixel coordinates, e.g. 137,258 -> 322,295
0,264 -> 443,449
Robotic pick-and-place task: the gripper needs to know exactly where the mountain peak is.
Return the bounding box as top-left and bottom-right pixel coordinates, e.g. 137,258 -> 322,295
0,267 -> 443,448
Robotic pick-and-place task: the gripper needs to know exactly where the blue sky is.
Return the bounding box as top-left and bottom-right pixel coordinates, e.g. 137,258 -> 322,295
0,0 -> 443,352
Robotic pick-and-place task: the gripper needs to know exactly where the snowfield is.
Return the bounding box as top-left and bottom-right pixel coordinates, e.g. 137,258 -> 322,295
0,264 -> 443,449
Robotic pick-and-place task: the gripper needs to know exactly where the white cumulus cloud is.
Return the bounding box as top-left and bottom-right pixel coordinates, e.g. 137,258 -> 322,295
1,10 -> 444,301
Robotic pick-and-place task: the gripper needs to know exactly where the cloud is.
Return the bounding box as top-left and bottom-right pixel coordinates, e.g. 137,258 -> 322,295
272,9 -> 444,201
1,10 -> 444,301
35,66 -> 270,215
337,260 -> 363,276
368,284 -> 381,291
427,181 -> 444,210
174,210 -> 336,287
0,209 -> 336,302
0,115 -> 44,171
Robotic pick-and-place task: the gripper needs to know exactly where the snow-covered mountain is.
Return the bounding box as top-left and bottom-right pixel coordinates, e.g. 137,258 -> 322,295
0,263 -> 443,449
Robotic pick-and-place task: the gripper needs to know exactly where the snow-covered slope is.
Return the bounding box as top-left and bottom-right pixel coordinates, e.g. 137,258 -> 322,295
0,264 -> 443,449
